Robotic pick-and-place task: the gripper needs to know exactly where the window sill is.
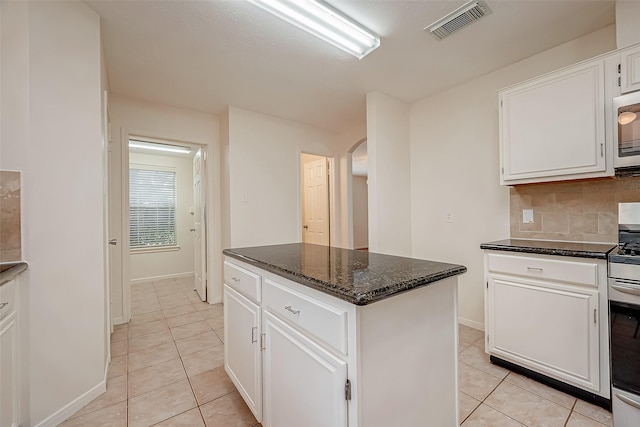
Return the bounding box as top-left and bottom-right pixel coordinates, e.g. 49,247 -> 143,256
131,245 -> 180,255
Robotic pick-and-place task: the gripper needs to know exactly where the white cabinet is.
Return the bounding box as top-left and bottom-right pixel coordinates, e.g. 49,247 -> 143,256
484,252 -> 609,398
620,44 -> 640,94
0,279 -> 19,427
499,58 -> 610,185
224,284 -> 262,421
224,256 -> 460,427
262,311 -> 347,427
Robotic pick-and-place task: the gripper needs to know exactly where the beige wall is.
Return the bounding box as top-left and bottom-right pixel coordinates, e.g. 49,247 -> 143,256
510,176 -> 640,243
0,2 -> 107,424
408,25 -> 617,330
367,91 -> 412,257
352,175 -> 369,249
109,94 -> 222,314
616,0 -> 640,48
226,107 -> 337,248
129,151 -> 195,281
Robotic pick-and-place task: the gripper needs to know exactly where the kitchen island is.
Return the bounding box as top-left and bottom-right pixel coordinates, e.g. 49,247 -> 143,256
223,243 -> 466,427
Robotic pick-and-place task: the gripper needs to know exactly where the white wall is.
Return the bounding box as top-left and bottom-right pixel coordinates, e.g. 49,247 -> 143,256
227,107 -> 337,248
129,151 -> 195,282
352,175 -> 369,249
366,92 -> 412,257
409,25 -> 617,329
109,94 -> 222,315
333,124 -> 367,249
616,0 -> 640,48
0,2 -> 106,424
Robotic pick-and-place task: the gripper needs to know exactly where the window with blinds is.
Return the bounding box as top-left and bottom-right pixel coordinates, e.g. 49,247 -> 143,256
129,168 -> 177,248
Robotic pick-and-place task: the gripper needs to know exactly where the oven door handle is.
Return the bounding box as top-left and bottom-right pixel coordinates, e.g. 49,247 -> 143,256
616,393 -> 640,410
611,283 -> 640,297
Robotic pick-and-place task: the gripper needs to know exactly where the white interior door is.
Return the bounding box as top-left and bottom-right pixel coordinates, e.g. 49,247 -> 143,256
193,148 -> 207,301
302,157 -> 329,246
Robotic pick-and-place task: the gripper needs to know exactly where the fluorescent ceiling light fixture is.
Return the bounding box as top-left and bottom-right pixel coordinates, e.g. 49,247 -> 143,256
129,140 -> 191,154
247,0 -> 380,59
618,111 -> 638,125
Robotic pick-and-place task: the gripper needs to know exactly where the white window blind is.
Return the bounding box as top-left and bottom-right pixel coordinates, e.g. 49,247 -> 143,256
130,168 -> 177,248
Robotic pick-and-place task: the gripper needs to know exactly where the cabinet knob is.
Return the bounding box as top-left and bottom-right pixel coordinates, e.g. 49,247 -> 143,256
232,277 -> 240,282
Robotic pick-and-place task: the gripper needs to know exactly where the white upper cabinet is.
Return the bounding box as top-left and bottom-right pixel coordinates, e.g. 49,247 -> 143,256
500,58 -> 610,185
620,44 -> 640,94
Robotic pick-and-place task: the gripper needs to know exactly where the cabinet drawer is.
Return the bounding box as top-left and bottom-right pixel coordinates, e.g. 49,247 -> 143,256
487,253 -> 598,287
224,260 -> 261,303
0,279 -> 16,321
263,279 -> 347,355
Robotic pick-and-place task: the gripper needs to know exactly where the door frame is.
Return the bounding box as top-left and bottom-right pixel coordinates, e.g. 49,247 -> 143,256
299,151 -> 336,246
114,127 -> 214,324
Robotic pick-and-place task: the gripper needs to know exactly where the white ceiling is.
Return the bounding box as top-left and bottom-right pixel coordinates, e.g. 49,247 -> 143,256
86,0 -> 616,133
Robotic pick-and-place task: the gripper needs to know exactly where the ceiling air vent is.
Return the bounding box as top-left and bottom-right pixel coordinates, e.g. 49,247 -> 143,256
425,0 -> 491,41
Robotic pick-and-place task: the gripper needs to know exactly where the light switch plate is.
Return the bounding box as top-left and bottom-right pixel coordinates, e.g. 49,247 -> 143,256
523,209 -> 534,224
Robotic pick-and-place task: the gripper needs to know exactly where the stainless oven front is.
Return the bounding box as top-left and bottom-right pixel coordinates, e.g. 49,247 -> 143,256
609,274 -> 640,426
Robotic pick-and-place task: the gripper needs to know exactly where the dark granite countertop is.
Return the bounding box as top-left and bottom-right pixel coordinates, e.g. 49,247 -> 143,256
480,239 -> 616,259
0,261 -> 28,286
223,243 -> 466,306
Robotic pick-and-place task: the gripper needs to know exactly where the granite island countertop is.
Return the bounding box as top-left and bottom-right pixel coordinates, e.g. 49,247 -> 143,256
480,239 -> 616,259
223,243 -> 467,306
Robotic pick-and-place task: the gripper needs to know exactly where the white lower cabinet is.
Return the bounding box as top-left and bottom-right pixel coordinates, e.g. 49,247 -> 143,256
224,284 -> 262,421
484,252 -> 609,398
0,279 -> 19,427
262,311 -> 347,427
224,256 -> 460,427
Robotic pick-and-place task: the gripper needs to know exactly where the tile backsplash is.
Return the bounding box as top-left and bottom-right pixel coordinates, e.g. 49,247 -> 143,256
0,171 -> 22,262
510,175 -> 640,243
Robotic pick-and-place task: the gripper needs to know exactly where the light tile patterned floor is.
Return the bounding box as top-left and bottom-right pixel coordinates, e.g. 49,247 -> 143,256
59,278 -> 613,426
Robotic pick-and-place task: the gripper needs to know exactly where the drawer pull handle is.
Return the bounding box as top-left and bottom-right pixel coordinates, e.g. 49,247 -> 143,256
284,305 -> 300,315
0,302 -> 8,310
231,277 -> 240,282
526,267 -> 543,272
251,327 -> 257,343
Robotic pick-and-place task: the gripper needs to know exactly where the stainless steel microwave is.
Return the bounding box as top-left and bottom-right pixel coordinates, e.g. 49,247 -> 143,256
614,90 -> 640,169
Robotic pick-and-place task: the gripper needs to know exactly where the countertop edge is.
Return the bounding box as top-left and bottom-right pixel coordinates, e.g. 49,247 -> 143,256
223,249 -> 467,306
480,242 -> 615,259
0,261 -> 29,286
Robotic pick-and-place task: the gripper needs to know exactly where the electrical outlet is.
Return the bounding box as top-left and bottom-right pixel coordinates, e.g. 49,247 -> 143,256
523,209 -> 534,224
444,211 -> 453,223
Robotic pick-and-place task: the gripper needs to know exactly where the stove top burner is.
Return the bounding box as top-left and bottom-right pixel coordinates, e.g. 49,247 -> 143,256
619,243 -> 640,256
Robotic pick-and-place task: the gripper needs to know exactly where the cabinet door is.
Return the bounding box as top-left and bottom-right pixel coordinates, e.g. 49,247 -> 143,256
487,276 -> 600,392
500,60 -> 607,184
621,45 -> 640,94
0,312 -> 19,427
262,311 -> 347,427
224,285 -> 262,421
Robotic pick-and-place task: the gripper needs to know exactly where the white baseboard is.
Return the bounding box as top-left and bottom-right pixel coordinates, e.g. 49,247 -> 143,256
130,272 -> 194,285
34,373 -> 107,427
458,317 -> 484,331
112,316 -> 126,326
206,296 -> 223,305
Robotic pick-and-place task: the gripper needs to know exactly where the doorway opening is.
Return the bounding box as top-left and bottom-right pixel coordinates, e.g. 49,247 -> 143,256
351,139 -> 368,250
301,153 -> 331,246
126,137 -> 208,312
